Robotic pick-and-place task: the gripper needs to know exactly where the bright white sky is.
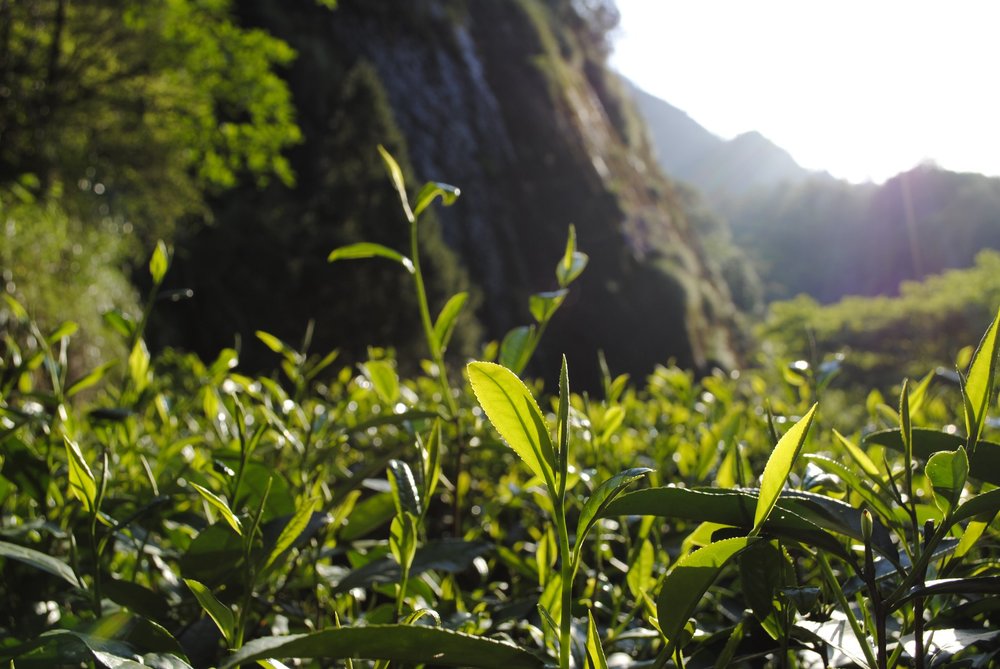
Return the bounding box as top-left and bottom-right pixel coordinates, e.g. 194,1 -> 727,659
611,0 -> 1000,183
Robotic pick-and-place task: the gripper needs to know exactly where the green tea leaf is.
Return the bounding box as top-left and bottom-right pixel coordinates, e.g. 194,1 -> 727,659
866,428 -> 1000,486
413,181 -> 461,219
150,240 -> 170,285
433,292 -> 468,353
556,225 -> 588,287
377,145 -> 414,223
467,362 -> 556,488
498,326 -> 535,375
67,361 -> 117,398
361,360 -> 400,404
926,448 -> 969,513
0,540 -> 83,588
184,578 -> 235,646
389,513 -> 418,571
626,538 -> 655,600
584,611 -> 609,669
64,436 -> 97,513
220,625 -> 544,669
387,460 -> 422,518
190,482 -> 242,536
574,468 -> 651,555
327,242 -> 414,274
46,320 -> 78,344
557,356 -> 570,490
832,429 -> 881,479
128,340 -> 151,393
528,290 -> 567,324
265,498 -> 320,571
963,307 -> 1000,446
753,404 -> 818,535
656,537 -> 754,649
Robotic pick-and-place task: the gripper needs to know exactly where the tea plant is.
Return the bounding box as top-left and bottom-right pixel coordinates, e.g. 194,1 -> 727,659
1,152 -> 999,669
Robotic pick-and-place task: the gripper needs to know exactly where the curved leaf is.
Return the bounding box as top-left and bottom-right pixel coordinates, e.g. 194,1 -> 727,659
574,468 -> 651,555
377,145 -> 414,223
184,578 -> 234,645
964,308 -> 1000,445
0,540 -> 82,588
327,242 -> 414,274
926,448 -> 969,513
656,537 -> 754,648
190,483 -> 242,536
413,181 -> 461,218
467,362 -> 556,487
219,625 -> 544,669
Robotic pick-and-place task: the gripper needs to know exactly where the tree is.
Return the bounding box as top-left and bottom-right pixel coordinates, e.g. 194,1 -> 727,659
0,0 -> 301,239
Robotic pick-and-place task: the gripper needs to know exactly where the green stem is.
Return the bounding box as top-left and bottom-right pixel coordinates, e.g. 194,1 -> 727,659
817,553 -> 878,669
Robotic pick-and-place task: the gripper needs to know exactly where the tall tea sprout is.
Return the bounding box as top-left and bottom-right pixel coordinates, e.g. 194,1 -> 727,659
329,145 -> 463,418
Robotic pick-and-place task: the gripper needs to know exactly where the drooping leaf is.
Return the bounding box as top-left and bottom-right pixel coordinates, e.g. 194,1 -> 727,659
753,404 -> 818,535
413,181 -> 461,219
925,448 -> 969,513
183,579 -> 235,646
190,482 -> 242,536
656,537 -> 754,648
327,243 -> 414,274
0,540 -> 82,588
433,292 -> 468,353
574,468 -> 652,556
467,362 -> 556,488
219,625 -> 545,669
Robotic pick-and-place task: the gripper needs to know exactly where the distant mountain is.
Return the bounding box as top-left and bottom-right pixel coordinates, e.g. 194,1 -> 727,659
627,81 -> 821,200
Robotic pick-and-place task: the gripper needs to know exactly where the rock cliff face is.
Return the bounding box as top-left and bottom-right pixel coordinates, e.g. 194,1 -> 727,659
175,0 -> 743,387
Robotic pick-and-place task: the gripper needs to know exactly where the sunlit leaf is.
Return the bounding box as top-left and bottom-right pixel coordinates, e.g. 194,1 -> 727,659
467,362 -> 556,488
190,483 -> 242,536
656,537 -> 754,649
413,181 -> 460,219
963,307 -> 1000,446
327,243 -> 414,274
264,498 -> 320,571
926,448 -> 969,512
528,290 -> 567,324
150,240 -> 170,285
753,404 -> 818,535
377,145 -> 414,223
0,540 -> 83,588
574,468 -> 651,556
184,578 -> 235,646
433,292 -> 468,353
64,436 -> 97,513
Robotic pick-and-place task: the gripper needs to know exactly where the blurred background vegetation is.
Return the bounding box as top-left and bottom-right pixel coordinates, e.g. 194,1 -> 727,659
2,0 -> 999,392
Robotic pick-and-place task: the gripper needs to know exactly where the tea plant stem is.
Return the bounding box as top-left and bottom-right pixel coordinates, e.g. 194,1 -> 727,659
816,552 -> 878,669
554,504 -> 574,669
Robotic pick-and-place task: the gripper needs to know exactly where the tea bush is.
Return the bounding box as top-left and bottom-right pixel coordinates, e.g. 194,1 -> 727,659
2,154 -> 999,668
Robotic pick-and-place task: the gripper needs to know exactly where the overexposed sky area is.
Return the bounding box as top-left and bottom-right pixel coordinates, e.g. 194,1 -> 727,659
612,0 -> 1000,183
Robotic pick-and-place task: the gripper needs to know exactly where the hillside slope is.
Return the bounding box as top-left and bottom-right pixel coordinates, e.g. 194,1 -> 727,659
164,0 -> 746,387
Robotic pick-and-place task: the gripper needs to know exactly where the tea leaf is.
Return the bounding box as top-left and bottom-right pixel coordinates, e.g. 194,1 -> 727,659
327,242 -> 414,274
413,181 -> 460,219
529,290 -> 567,324
362,360 -> 400,404
219,625 -> 544,669
433,292 -> 468,353
377,145 -> 414,223
753,404 -> 818,535
388,459 -> 422,518
467,362 -> 556,488
866,428 -> 1000,486
963,308 -> 1000,446
190,482 -> 242,536
926,448 -> 969,512
498,326 -> 535,375
656,537 -> 754,648
184,578 -> 235,646
584,611 -> 609,669
574,468 -> 651,555
556,225 -> 588,287
150,240 -> 170,285
0,540 -> 83,588
264,498 -> 320,571
64,436 -> 97,513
